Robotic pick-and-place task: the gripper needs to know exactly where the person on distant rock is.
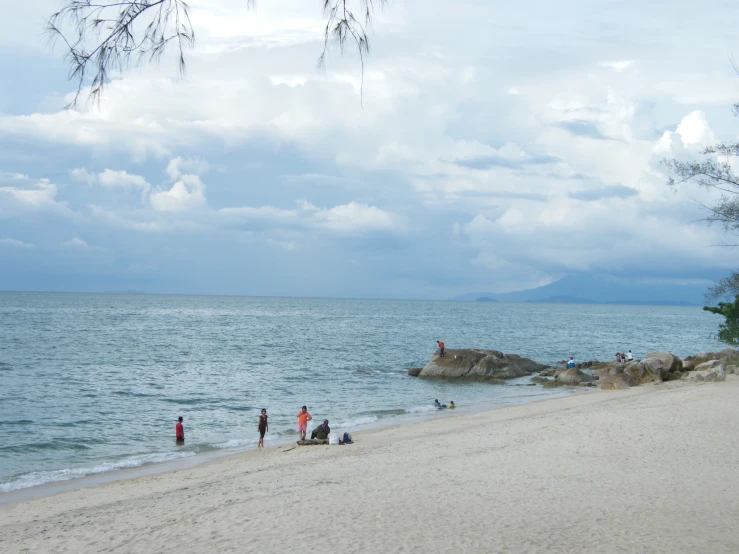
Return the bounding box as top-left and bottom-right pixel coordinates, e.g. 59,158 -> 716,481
448,401 -> 456,409
567,357 -> 575,368
311,420 -> 330,440
627,350 -> 633,362
176,416 -> 185,444
296,406 -> 312,440
616,352 -> 622,364
437,340 -> 445,357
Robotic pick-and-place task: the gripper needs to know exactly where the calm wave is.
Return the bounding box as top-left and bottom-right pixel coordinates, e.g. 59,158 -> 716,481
0,292 -> 724,492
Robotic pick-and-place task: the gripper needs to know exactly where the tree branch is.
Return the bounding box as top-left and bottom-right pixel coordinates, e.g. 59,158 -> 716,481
48,0 -> 386,107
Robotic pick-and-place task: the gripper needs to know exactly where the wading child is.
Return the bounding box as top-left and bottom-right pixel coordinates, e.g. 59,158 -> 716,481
176,416 -> 185,444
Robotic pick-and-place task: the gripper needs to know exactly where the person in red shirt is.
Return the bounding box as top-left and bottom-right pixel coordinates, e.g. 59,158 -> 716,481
296,406 -> 312,440
176,416 -> 185,444
437,340 -> 445,357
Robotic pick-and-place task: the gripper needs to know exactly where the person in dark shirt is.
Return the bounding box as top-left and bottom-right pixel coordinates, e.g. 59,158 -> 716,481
258,409 -> 268,448
176,416 -> 185,444
311,420 -> 331,440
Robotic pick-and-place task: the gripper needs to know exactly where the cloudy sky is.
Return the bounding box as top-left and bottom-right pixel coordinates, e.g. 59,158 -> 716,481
1,0 -> 738,298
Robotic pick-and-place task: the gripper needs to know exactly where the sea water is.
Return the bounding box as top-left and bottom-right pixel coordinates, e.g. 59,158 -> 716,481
0,292 -> 724,493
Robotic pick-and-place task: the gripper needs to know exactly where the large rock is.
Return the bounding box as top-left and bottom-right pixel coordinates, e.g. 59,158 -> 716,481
416,349 -> 545,383
694,360 -> 723,372
556,369 -> 597,386
598,362 -> 627,378
599,374 -> 639,390
641,357 -> 670,382
645,351 -> 683,373
623,361 -> 653,384
691,369 -> 726,383
407,367 -> 422,377
685,349 -> 739,367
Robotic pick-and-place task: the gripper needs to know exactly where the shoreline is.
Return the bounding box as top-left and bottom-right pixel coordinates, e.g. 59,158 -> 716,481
0,380 -> 578,504
2,378 -> 738,552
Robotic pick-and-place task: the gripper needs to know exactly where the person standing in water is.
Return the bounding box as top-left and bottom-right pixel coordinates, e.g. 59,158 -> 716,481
296,406 -> 312,440
258,409 -> 268,448
437,340 -> 445,357
176,416 -> 185,444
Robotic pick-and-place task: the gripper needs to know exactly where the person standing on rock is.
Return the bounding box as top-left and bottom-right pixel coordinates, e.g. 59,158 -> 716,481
437,340 -> 445,357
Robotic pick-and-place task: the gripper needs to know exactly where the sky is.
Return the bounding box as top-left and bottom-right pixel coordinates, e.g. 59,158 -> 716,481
1,0 -> 739,298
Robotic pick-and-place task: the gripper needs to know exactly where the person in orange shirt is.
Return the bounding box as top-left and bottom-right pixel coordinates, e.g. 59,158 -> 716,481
296,405 -> 312,440
437,340 -> 445,357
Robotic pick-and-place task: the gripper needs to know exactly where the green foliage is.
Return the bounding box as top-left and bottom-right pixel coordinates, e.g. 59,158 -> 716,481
704,295 -> 739,346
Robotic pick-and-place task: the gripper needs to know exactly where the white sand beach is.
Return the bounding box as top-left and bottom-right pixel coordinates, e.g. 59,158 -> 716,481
1,378 -> 738,553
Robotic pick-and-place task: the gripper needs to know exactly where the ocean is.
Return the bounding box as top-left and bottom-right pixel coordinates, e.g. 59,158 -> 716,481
0,292 -> 724,494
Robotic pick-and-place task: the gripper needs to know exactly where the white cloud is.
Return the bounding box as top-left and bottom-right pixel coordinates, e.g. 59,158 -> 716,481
0,180 -> 59,207
0,238 -> 34,248
150,174 -> 207,212
98,169 -> 151,193
166,157 -> 209,180
62,237 -> 92,249
73,168 -> 151,201
675,110 -> 716,149
598,60 -> 635,72
300,201 -> 399,233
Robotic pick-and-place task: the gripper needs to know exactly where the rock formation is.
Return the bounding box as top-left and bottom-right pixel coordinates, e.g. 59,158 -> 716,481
409,347 -> 738,390
599,374 -> 639,390
410,349 -> 545,383
685,349 -> 739,367
556,369 -> 597,386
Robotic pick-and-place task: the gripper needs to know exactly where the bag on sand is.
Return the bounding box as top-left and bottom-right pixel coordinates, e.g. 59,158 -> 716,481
328,432 -> 340,445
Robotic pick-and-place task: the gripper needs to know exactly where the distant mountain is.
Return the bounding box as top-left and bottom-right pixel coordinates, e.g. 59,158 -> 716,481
525,295 -> 595,304
476,297 -> 498,302
452,275 -> 707,306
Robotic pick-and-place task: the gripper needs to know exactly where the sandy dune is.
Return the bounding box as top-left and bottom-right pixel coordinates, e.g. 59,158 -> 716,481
2,378 -> 738,553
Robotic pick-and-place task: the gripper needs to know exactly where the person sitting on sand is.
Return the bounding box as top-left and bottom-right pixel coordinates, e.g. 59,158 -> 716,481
176,416 -> 185,444
296,406 -> 312,440
449,401 -> 456,409
567,357 -> 575,368
258,409 -> 268,448
437,340 -> 445,357
311,420 -> 331,440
